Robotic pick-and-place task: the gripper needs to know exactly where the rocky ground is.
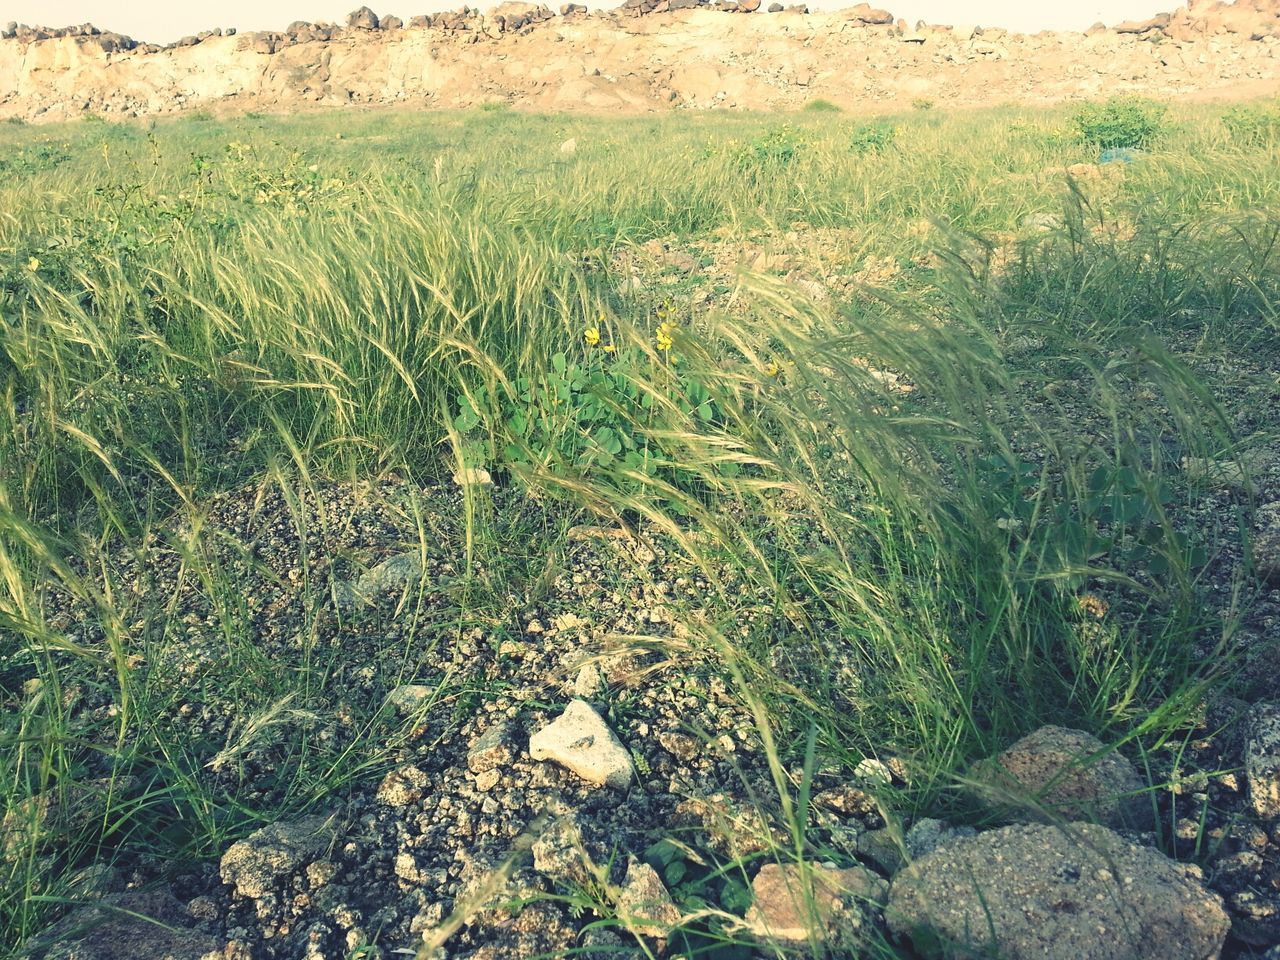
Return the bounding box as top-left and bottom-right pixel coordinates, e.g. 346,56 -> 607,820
12,213 -> 1280,959
2,1 -> 1280,123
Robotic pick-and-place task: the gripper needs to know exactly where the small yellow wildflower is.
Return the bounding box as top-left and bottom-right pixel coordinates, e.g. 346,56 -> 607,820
26,257 -> 40,272
764,359 -> 781,378
656,320 -> 676,352
1077,594 -> 1109,620
584,326 -> 601,347
602,344 -> 617,354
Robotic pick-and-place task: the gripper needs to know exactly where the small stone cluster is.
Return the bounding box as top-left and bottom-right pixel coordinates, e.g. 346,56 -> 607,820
1111,0 -> 1280,40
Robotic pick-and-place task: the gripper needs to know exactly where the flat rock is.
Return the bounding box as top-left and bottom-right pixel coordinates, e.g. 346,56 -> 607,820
886,822 -> 1229,960
35,889 -> 224,960
219,814 -> 335,899
743,861 -> 887,948
338,551 -> 424,607
1245,702 -> 1280,819
969,725 -> 1150,828
529,699 -> 634,789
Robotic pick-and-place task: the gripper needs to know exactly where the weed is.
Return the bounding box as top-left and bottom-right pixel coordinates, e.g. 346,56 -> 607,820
1072,96 -> 1167,149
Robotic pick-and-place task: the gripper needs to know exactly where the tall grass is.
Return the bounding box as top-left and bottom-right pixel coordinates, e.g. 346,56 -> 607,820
1,103 -> 1276,954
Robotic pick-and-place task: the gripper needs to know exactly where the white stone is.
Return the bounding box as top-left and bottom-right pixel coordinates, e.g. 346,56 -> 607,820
529,699 -> 634,789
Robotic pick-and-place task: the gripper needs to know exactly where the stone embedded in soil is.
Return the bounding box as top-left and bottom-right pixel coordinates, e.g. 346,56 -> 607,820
1255,506 -> 1280,583
35,888 -> 226,960
528,698 -> 634,790
615,857 -> 681,939
219,813 -> 336,899
742,861 -> 887,949
531,814 -> 597,886
903,818 -> 975,860
467,720 -> 516,774
339,550 -> 424,607
376,764 -> 430,807
886,822 -> 1230,960
969,725 -> 1151,829
385,683 -> 433,714
1246,702 -> 1280,820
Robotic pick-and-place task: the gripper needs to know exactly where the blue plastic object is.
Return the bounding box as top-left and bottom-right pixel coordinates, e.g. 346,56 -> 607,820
1099,147 -> 1139,165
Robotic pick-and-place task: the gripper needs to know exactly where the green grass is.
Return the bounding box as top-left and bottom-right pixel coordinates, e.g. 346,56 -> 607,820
1,102 -> 1278,956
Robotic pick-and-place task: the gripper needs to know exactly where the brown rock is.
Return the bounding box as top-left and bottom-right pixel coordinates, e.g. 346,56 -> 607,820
347,6 -> 380,29
616,857 -> 680,938
743,861 -> 887,948
969,725 -> 1151,829
848,3 -> 894,25
1245,702 -> 1280,819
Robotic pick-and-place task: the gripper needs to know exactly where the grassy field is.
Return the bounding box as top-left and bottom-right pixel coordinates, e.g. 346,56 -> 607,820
1,100 -> 1279,957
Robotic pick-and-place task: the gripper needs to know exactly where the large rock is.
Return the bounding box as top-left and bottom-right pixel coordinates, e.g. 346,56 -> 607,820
347,6 -> 380,29
34,889 -> 225,960
743,861 -> 887,948
220,814 -> 335,899
969,725 -> 1150,829
616,857 -> 681,938
1114,13 -> 1172,34
847,3 -> 894,24
529,699 -> 634,789
887,822 -> 1229,960
1245,702 -> 1280,819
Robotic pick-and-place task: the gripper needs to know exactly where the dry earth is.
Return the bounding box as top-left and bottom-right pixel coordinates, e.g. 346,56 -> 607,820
2,0 -> 1280,122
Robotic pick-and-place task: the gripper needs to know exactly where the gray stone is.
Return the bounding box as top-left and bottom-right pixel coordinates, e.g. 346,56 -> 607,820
887,822 -> 1229,960
1254,504 -> 1280,583
36,889 -> 223,960
743,861 -> 886,948
339,551 -> 424,608
903,818 -> 975,859
1245,702 -> 1280,819
969,725 -> 1150,829
347,6 -> 380,29
531,814 -> 596,885
467,720 -> 515,774
220,814 -> 335,899
386,683 -> 433,714
615,857 -> 680,938
529,699 -> 634,789
381,14 -> 404,29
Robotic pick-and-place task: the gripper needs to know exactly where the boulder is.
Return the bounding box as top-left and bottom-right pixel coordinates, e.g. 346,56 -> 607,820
529,699 -> 634,789
743,861 -> 887,948
767,2 -> 783,10
1245,702 -> 1280,819
347,6 -> 381,29
848,3 -> 894,25
220,814 -> 336,899
381,14 -> 404,29
3,22 -> 17,39
408,14 -> 432,26
968,725 -> 1151,829
739,0 -> 761,10
1114,13 -> 1172,34
561,2 -> 588,12
887,823 -> 1230,960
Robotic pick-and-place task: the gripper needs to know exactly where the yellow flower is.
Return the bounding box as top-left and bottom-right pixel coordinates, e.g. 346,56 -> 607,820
602,344 -> 617,354
26,257 -> 40,272
656,320 -> 676,352
584,326 -> 601,347
764,359 -> 781,378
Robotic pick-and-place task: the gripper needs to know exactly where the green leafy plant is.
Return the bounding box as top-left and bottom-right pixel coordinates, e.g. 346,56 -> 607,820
850,121 -> 896,155
803,98 -> 841,113
1072,96 -> 1167,149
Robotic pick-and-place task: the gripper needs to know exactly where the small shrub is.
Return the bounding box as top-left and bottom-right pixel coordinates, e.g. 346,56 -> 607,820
850,121 -> 896,155
912,98 -> 935,111
1072,96 -> 1167,149
5,116 -> 26,126
1222,102 -> 1280,147
732,125 -> 802,172
803,98 -> 841,113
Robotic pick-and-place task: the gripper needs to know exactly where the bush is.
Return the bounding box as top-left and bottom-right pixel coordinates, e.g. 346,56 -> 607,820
1072,96 -> 1167,149
911,98 -> 935,111
850,121 -> 896,155
803,98 -> 841,113
733,125 -> 801,170
1222,102 -> 1280,146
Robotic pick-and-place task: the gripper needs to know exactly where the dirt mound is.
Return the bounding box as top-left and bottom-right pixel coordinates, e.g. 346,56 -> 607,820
2,2 -> 1279,123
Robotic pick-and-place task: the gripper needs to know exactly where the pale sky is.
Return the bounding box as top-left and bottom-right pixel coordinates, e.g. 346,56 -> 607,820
0,0 -> 1189,43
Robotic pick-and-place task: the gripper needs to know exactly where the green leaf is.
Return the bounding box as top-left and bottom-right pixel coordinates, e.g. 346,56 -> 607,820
552,352 -> 567,375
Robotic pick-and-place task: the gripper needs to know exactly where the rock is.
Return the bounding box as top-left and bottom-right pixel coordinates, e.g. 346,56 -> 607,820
559,137 -> 578,154
572,662 -> 604,697
1245,702 -> 1280,819
616,857 -> 680,938
468,720 -> 516,773
531,814 -> 597,885
347,6 -> 380,29
887,822 -> 1229,960
381,14 -> 404,29
743,861 -> 887,948
1254,505 -> 1280,583
1114,14 -> 1172,35
814,784 -> 879,819
386,683 -> 433,714
529,699 -> 634,789
848,3 -> 894,25
854,757 -> 892,784
376,764 -> 430,806
969,725 -> 1150,829
903,817 -> 975,859
561,3 -> 588,12
339,550 -> 423,607
739,0 -> 761,11
855,827 -> 904,874
452,466 -> 494,487
2,22 -> 17,39
220,814 -> 335,899
33,889 -> 224,960
767,2 -> 783,10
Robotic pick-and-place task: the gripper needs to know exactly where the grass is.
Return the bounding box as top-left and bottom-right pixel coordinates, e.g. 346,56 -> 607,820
1,101 -> 1278,957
